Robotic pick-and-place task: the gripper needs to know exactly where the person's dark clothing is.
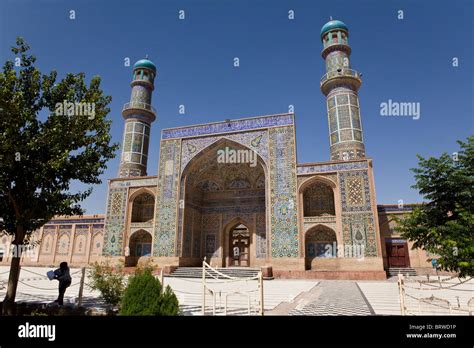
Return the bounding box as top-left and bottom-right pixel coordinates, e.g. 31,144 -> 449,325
54,265 -> 72,305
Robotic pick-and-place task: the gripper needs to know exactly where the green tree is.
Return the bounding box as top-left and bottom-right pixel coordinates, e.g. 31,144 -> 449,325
120,268 -> 179,316
0,38 -> 118,314
88,260 -> 125,307
396,135 -> 474,277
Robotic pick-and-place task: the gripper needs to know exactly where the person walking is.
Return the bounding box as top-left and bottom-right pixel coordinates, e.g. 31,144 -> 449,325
53,262 -> 72,305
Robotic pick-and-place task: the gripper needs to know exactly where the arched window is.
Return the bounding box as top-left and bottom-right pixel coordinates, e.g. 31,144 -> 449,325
131,193 -> 155,223
303,181 -> 335,217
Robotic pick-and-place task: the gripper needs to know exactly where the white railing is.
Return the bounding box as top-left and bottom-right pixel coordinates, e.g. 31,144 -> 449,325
201,257 -> 264,316
397,274 -> 473,315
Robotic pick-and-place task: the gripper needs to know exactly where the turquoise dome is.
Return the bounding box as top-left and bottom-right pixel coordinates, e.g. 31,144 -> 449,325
133,58 -> 156,72
321,20 -> 348,39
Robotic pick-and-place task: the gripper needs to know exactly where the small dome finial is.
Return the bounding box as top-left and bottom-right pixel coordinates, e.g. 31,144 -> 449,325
145,54 -> 149,59
329,16 -> 333,21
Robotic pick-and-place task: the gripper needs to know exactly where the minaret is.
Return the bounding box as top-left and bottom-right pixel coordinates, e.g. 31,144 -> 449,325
320,19 -> 366,161
119,58 -> 157,177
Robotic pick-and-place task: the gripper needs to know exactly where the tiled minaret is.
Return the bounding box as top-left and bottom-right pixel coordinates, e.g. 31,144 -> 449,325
320,19 -> 366,161
119,58 -> 157,177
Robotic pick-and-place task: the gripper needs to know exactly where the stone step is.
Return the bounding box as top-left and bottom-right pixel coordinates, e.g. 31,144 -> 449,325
387,267 -> 417,276
169,267 -> 260,279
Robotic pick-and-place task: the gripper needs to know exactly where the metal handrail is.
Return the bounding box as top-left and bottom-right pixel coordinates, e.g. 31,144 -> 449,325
320,68 -> 361,85
122,101 -> 156,114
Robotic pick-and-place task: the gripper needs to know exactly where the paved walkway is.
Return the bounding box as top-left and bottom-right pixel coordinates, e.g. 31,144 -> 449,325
0,266 -> 318,315
358,277 -> 473,315
288,280 -> 374,316
1,266 -> 471,315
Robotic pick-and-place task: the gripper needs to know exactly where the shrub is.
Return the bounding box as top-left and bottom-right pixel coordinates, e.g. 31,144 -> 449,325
88,260 -> 125,306
120,268 -> 179,316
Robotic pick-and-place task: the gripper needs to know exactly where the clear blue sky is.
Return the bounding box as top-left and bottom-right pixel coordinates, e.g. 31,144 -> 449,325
1,0 -> 472,214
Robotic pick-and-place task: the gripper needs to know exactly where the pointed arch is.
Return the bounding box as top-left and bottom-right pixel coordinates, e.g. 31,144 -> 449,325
126,229 -> 152,266
180,137 -> 267,180
129,189 -> 155,223
221,216 -> 252,267
305,224 -> 338,270
177,137 -> 267,265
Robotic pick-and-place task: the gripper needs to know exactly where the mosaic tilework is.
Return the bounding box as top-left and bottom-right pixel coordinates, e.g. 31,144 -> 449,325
162,114 -> 294,139
202,214 -> 220,257
342,213 -> 377,256
103,187 -> 128,256
176,180 -> 185,257
222,213 -> 253,231
110,177 -> 157,188
180,130 -> 269,172
205,234 -> 216,256
306,226 -> 337,241
297,173 -> 338,188
339,170 -> 371,212
269,126 -> 299,258
153,139 -> 181,257
338,169 -> 378,257
201,205 -> 265,215
192,210 -> 201,257
46,218 -> 104,224
256,212 -> 266,258
345,176 -> 365,206
182,208 -> 192,257
302,181 -> 335,216
297,160 -> 368,175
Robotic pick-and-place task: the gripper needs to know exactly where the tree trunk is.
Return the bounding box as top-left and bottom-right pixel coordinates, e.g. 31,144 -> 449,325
2,225 -> 25,316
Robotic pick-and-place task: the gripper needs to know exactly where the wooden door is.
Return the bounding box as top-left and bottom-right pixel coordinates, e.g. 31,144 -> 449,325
386,243 -> 408,267
230,225 -> 250,267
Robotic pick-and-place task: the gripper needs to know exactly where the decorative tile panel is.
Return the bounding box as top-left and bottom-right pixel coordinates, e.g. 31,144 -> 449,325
162,114 -> 294,139
269,126 -> 299,257
153,139 -> 181,256
103,187 -> 128,256
110,177 -> 158,188
202,214 -> 220,257
256,212 -> 266,258
342,213 -> 377,256
297,160 -> 368,175
180,130 -> 269,172
339,170 -> 371,212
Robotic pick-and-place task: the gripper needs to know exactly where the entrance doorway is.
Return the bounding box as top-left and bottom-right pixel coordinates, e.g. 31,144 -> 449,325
229,224 -> 250,267
386,240 -> 409,267
126,230 -> 152,266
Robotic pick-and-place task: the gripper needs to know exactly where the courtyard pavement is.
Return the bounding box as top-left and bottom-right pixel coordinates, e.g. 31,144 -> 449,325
0,266 -> 317,315
287,280 -> 374,316
0,266 -> 471,315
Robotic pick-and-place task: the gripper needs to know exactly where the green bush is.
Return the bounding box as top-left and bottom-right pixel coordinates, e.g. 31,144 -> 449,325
120,268 -> 179,316
88,260 -> 125,306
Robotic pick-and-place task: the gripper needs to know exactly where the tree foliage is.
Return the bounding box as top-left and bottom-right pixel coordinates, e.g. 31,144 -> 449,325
396,135 -> 474,277
88,261 -> 125,307
120,268 -> 179,316
0,37 -> 118,313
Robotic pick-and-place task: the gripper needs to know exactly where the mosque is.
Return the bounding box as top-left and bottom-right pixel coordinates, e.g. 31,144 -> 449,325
0,20 -> 433,279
